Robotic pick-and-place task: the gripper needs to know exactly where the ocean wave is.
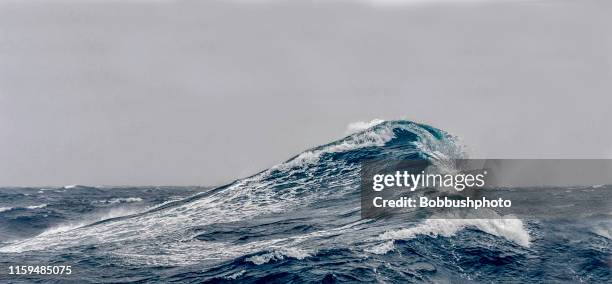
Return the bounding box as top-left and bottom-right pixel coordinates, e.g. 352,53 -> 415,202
93,197 -> 143,204
26,204 -> 48,210
0,204 -> 47,213
0,120 -> 464,260
273,120 -> 461,171
379,217 -> 531,247
590,220 -> 612,240
365,240 -> 395,254
29,207 -> 146,239
224,270 -> 246,280
273,122 -> 395,171
246,247 -> 313,265
1,120 -> 608,282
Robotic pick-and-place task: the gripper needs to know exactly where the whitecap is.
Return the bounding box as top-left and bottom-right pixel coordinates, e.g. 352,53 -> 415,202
94,197 -> 143,204
345,119 -> 385,134
17,206 -> 145,243
245,247 -> 312,265
25,204 -> 47,210
379,217 -> 531,247
365,240 -> 395,254
224,270 -> 246,280
0,204 -> 47,212
0,207 -> 13,213
273,121 -> 404,170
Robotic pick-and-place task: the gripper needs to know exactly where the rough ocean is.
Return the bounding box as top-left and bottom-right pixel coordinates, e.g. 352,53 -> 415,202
0,121 -> 610,283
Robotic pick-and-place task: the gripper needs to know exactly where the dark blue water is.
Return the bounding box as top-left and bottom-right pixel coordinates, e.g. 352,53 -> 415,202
0,121 -> 610,283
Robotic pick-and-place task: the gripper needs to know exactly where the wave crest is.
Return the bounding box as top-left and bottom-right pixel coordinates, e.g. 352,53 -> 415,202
379,218 -> 531,247
245,247 -> 313,265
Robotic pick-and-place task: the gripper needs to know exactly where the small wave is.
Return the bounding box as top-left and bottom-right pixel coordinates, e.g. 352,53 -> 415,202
246,248 -> 312,265
0,204 -> 47,213
365,240 -> 395,254
379,218 -> 531,248
593,227 -> 611,239
94,197 -> 143,204
590,220 -> 612,240
224,270 -> 246,280
25,204 -> 47,210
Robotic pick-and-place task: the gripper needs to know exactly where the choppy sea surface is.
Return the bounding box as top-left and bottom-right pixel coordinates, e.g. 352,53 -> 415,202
0,120 -> 610,283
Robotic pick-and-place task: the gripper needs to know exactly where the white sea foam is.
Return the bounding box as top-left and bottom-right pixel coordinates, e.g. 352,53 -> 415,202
274,121 -> 427,171
224,270 -> 246,280
365,240 -> 395,254
25,204 -> 47,210
345,119 -> 385,135
246,247 -> 312,265
20,207 -> 145,242
95,197 -> 143,204
379,218 -> 531,247
39,224 -> 84,236
0,204 -> 47,213
97,206 -> 144,219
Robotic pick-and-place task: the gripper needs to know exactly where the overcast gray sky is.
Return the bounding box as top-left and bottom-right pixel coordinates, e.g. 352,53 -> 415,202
1,0 -> 611,186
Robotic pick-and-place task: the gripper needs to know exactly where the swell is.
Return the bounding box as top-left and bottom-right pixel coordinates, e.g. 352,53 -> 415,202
0,120 -> 474,262
78,120 -> 460,228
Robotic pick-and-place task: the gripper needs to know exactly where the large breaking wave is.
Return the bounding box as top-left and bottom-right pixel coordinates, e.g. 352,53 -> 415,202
0,120 -> 533,268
